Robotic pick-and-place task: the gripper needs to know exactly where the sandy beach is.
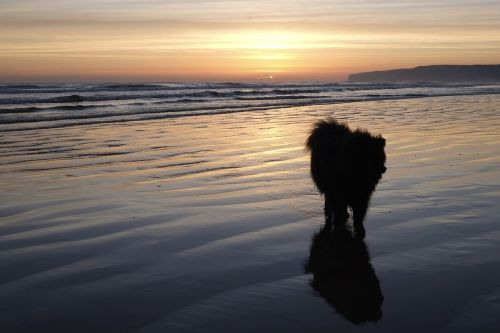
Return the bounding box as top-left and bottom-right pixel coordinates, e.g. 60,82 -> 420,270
1,94 -> 500,332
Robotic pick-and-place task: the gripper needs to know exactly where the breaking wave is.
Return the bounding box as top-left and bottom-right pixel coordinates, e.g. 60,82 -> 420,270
1,82 -> 500,132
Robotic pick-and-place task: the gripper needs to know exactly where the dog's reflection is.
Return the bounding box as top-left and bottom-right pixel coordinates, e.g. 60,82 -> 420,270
304,225 -> 383,324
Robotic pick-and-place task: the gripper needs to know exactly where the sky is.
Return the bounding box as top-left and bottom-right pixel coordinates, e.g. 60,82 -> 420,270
1,0 -> 500,82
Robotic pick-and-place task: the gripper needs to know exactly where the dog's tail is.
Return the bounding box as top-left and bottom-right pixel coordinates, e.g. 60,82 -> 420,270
306,117 -> 350,152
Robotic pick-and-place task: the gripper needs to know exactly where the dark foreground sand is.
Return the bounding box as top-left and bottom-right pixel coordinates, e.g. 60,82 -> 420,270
1,95 -> 500,332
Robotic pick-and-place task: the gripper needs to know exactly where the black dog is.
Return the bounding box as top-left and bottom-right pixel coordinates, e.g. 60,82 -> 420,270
306,118 -> 386,238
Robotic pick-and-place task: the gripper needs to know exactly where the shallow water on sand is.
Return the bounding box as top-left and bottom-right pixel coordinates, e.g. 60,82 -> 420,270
1,95 -> 500,332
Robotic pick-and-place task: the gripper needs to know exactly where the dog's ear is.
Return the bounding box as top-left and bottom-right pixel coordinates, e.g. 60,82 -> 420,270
377,136 -> 386,148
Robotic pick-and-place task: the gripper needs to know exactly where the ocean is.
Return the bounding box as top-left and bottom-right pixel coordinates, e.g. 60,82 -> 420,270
1,82 -> 500,132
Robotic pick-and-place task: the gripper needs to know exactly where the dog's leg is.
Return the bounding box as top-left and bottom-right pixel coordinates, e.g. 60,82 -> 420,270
352,201 -> 369,239
324,195 -> 334,230
332,199 -> 349,227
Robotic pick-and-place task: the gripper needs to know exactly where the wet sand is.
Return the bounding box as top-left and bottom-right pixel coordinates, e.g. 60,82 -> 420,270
1,95 -> 500,332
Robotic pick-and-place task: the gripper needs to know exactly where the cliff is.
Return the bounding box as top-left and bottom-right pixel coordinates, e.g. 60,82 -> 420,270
348,65 -> 500,83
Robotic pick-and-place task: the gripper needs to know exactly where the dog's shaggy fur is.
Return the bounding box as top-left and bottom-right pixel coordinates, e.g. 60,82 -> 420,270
306,118 -> 386,238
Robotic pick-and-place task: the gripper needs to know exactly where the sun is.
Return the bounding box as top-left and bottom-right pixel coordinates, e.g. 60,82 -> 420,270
214,31 -> 303,74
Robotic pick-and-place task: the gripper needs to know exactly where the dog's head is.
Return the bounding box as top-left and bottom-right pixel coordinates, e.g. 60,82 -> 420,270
370,135 -> 387,177
350,134 -> 386,184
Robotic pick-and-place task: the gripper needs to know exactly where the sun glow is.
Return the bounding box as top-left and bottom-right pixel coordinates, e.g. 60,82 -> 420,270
215,31 -> 305,50
210,31 -> 318,76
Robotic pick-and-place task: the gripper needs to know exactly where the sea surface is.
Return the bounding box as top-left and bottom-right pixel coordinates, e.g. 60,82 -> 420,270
1,83 -> 500,332
2,82 -> 500,131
